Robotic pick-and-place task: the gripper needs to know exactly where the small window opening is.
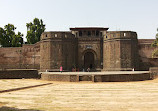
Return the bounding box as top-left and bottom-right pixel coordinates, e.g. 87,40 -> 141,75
124,33 -> 126,37
79,31 -> 82,36
75,33 -> 78,37
92,31 -> 95,35
100,32 -> 102,36
55,34 -> 58,37
88,31 -> 91,36
96,31 -> 99,36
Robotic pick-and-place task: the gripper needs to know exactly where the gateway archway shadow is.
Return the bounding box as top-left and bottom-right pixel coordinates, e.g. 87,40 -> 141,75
84,52 -> 95,70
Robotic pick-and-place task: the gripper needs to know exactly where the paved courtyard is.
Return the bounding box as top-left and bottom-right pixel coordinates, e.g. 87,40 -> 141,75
0,79 -> 158,111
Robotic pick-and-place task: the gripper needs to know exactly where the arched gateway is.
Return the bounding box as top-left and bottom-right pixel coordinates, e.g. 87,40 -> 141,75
82,49 -> 97,70
84,52 -> 94,69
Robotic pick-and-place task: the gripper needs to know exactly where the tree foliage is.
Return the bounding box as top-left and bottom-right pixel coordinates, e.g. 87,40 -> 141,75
0,24 -> 23,47
26,18 -> 45,44
151,30 -> 158,47
151,38 -> 158,47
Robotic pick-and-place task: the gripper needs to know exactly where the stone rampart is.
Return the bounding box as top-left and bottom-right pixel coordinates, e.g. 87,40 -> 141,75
0,43 -> 40,70
138,39 -> 158,70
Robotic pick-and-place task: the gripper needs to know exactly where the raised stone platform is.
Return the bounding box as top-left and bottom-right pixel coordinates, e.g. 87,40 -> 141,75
41,71 -> 151,82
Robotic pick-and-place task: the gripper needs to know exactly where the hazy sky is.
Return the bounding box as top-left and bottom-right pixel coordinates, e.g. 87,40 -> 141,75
0,0 -> 158,41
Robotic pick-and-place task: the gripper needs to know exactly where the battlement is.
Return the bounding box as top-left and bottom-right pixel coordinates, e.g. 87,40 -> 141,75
105,31 -> 137,41
41,31 -> 74,40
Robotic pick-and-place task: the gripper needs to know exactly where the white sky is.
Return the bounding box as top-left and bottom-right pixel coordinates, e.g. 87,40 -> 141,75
0,0 -> 158,41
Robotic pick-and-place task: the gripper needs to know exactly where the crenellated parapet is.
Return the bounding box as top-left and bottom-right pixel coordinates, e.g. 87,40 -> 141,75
41,31 -> 75,41
105,31 -> 137,41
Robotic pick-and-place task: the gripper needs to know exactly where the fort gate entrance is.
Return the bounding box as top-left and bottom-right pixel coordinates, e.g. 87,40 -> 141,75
84,51 -> 95,69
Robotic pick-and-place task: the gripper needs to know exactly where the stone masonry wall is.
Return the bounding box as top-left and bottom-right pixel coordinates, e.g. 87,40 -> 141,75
103,31 -> 138,71
0,69 -> 38,79
0,43 -> 40,70
40,32 -> 77,72
138,39 -> 158,70
0,30 -> 157,72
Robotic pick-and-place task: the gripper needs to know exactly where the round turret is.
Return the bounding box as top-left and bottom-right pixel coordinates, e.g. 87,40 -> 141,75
103,31 -> 139,71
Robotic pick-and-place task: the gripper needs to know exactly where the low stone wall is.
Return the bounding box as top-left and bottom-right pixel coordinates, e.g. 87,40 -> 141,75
41,72 -> 151,82
0,69 -> 38,79
150,67 -> 158,79
102,68 -> 133,71
79,75 -> 92,81
41,73 -> 79,82
94,73 -> 150,82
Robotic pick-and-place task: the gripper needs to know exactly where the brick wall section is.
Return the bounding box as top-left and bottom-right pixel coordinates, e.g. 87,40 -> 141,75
0,43 -> 40,70
0,69 -> 38,79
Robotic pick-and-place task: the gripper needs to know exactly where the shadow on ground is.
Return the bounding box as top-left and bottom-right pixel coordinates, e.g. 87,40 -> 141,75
0,106 -> 42,111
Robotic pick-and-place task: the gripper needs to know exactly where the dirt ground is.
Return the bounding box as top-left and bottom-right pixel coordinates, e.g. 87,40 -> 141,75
0,79 -> 158,111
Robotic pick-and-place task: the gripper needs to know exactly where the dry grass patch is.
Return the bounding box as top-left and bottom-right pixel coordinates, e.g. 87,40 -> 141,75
0,79 -> 158,111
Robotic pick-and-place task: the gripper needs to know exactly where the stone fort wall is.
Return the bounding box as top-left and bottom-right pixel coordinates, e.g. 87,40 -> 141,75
138,39 -> 158,70
0,29 -> 157,71
0,43 -> 40,70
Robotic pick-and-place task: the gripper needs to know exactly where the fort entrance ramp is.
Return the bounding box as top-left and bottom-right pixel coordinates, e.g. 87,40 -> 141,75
41,71 -> 150,82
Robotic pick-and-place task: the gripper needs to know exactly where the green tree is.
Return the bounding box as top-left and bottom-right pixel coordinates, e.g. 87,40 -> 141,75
151,39 -> 158,47
0,24 -> 23,47
26,18 -> 45,44
151,28 -> 158,57
12,32 -> 23,47
0,27 -> 6,47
